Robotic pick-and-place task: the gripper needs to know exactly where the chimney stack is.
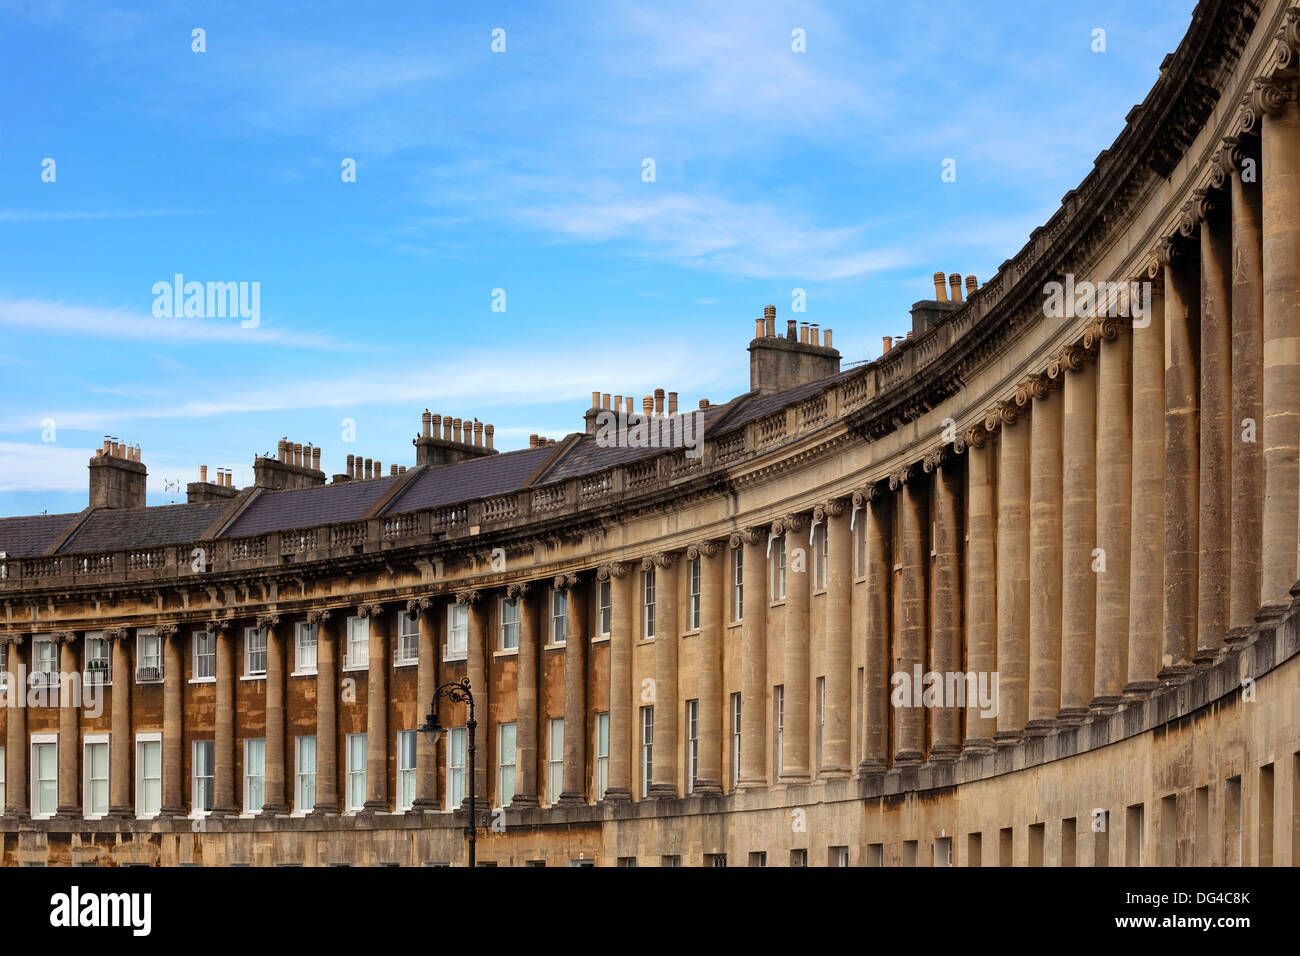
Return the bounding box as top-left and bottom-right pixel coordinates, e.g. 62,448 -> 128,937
786,319 -> 797,341
654,388 -> 665,416
699,399 -> 710,410
748,303 -> 842,395
624,396 -> 633,414
422,409 -> 432,438
474,421 -> 483,447
602,393 -> 611,410
882,336 -> 893,354
642,396 -> 654,417
89,439 -> 147,509
764,305 -> 776,338
591,391 -> 600,409
668,391 -> 678,415
932,271 -> 948,302
949,272 -> 963,303
824,329 -> 833,349
966,275 -> 978,295
485,424 -> 494,450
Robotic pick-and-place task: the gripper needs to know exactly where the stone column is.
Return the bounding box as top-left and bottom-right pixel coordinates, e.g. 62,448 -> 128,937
410,598 -> 438,810
692,541 -> 725,793
1255,79 -> 1300,610
820,501 -> 854,774
925,456 -> 961,758
892,474 -> 926,762
210,620 -> 236,816
108,627 -> 135,817
558,574 -> 588,805
54,632 -> 80,817
310,610 -> 340,814
1025,374 -> 1063,734
362,603 -> 388,811
855,489 -> 891,771
506,584 -> 538,806
1059,349 -> 1099,719
260,615 -> 287,815
460,590 -> 488,809
993,402 -> 1029,742
1226,137 -> 1264,637
736,530 -> 770,788
2,637 -> 26,817
600,564 -> 633,802
647,553 -> 680,797
1092,319 -> 1133,707
1128,264 -> 1166,689
1161,235 -> 1200,674
962,435 -> 997,751
1194,189 -> 1233,661
778,514 -> 812,781
160,624 -> 184,816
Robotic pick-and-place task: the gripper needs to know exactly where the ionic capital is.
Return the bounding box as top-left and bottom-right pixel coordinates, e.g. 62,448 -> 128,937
641,553 -> 675,571
552,572 -> 581,591
1082,315 -> 1124,349
921,446 -> 950,474
255,614 -> 280,630
1014,373 -> 1050,407
595,563 -> 628,582
685,540 -> 720,561
1250,75 -> 1294,120
454,589 -> 481,606
52,630 -> 78,645
984,401 -> 1018,433
106,626 -> 131,641
771,513 -> 806,536
306,608 -> 331,625
887,464 -> 914,491
156,623 -> 179,640
728,528 -> 766,548
406,596 -> 432,616
812,498 -> 847,522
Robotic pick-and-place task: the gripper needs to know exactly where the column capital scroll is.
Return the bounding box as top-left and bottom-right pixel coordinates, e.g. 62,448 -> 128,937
406,596 -> 432,616
595,562 -> 630,581
306,608 -> 331,625
685,540 -> 721,561
454,589 -> 481,606
728,528 -> 766,548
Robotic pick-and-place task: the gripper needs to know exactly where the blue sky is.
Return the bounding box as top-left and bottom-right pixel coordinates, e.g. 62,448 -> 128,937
0,0 -> 1195,517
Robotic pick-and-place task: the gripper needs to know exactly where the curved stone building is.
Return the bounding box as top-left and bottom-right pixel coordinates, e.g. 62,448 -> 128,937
1,0 -> 1298,867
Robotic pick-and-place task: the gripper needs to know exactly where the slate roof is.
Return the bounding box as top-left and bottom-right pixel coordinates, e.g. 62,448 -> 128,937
387,446 -> 556,514
226,477 -> 398,537
0,513 -> 80,558
58,501 -> 230,553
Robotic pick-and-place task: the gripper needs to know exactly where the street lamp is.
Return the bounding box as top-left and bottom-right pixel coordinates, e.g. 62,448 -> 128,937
419,677 -> 478,867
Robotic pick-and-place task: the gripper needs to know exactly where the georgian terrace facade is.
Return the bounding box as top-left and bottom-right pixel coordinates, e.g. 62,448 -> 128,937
2,0 -> 1299,867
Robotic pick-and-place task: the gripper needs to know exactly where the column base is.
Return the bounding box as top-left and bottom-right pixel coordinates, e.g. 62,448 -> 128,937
555,792 -> 588,807
856,758 -> 888,775
736,777 -> 769,791
103,806 -> 136,821
1122,680 -> 1159,698
507,793 -> 539,808
1054,707 -> 1088,725
1255,603 -> 1287,625
308,803 -> 340,817
1021,720 -> 1056,738
360,799 -> 389,814
926,744 -> 960,761
691,779 -> 724,795
1087,695 -> 1123,713
646,783 -> 679,799
258,803 -> 290,818
1224,626 -> 1252,644
53,806 -> 82,820
960,739 -> 995,755
991,731 -> 1020,747
158,804 -> 187,819
1156,663 -> 1192,680
410,798 -> 441,812
599,788 -> 632,804
891,750 -> 923,765
1192,646 -> 1221,665
777,771 -> 813,784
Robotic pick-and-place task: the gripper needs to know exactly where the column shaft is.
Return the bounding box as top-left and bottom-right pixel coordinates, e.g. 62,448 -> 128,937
1164,252 -> 1200,671
55,636 -> 80,815
604,567 -> 634,801
1260,97 -> 1300,607
822,509 -> 854,773
513,587 -> 540,805
963,443 -> 997,750
109,632 -> 134,815
649,557 -> 680,797
995,415 -> 1030,741
313,614 -> 340,813
412,601 -> 439,809
896,481 -> 927,761
781,523 -> 812,780
262,621 -> 287,813
738,535 -> 769,787
161,630 -> 184,813
1062,360 -> 1099,717
364,608 -> 388,810
3,639 -> 26,816
1094,331 -> 1133,705
1198,204 -> 1233,659
559,580 -> 588,804
1129,284 -> 1165,687
929,467 -> 961,757
1230,153 -> 1264,633
464,597 -> 488,809
696,547 -> 725,792
1027,384 -> 1063,732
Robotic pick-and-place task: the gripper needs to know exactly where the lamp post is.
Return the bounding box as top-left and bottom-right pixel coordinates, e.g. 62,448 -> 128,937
419,677 -> 477,867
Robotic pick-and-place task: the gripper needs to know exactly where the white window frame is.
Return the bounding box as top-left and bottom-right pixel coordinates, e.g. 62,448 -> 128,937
598,580 -> 611,638
244,626 -> 267,678
295,735 -> 316,815
642,569 -> 656,639
688,557 -> 701,630
731,693 -> 742,788
445,727 -> 466,810
31,733 -> 58,819
83,733 -> 109,819
344,616 -> 369,671
135,732 -> 162,819
83,631 -> 110,687
192,630 -> 215,682
498,722 -> 516,807
136,628 -> 163,683
192,739 -> 214,815
244,737 -> 266,814
395,611 -> 419,666
775,685 -> 785,776
641,706 -> 654,799
498,597 -> 520,652
346,732 -> 367,812
445,605 -> 468,661
772,537 -> 787,601
594,712 -> 609,800
294,621 -> 317,676
547,717 -> 564,804
398,730 -> 417,811
813,522 -> 828,590
732,546 -> 743,622
33,637 -> 57,688
550,589 -> 567,645
0,745 -> 5,810
686,699 -> 699,793
817,675 -> 826,770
